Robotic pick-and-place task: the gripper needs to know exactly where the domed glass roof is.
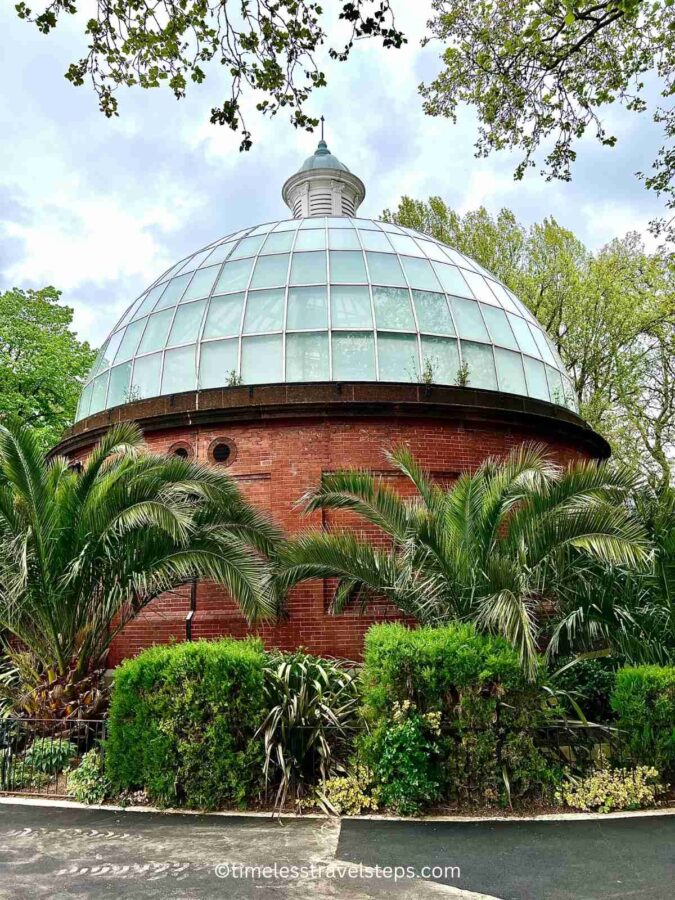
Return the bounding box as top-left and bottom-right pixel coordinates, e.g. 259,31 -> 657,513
76,216 -> 577,422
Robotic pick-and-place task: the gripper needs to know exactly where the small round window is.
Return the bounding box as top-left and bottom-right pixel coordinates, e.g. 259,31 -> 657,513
208,438 -> 236,466
168,441 -> 193,460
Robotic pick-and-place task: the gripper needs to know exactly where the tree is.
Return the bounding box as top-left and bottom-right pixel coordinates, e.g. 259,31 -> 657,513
0,420 -> 281,717
383,198 -> 675,486
278,445 -> 649,678
421,1 -> 675,237
0,287 -> 96,450
14,1 -> 404,150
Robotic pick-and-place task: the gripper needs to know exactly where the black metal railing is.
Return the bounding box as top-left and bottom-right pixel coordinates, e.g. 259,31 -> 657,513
0,718 -> 106,797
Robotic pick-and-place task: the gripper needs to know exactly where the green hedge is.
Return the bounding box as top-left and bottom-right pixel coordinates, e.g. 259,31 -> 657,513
106,638 -> 266,808
611,666 -> 675,777
360,623 -> 555,809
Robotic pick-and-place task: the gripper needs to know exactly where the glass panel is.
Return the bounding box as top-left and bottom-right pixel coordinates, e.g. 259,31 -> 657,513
327,217 -> 352,228
563,376 -> 578,411
101,330 -> 125,368
480,304 -> 519,350
203,293 -> 245,339
229,234 -> 265,260
243,289 -> 285,333
199,338 -> 239,389
130,352 -> 162,400
330,250 -> 367,283
204,241 -> 234,266
138,308 -> 174,354
460,341 -> 498,390
299,216 -> 325,229
180,248 -> 213,273
378,333 -> 419,382
90,345 -> 108,378
545,365 -> 565,405
508,314 -> 540,356
420,336 -> 460,385
358,229 -> 392,252
294,229 -> 326,251
261,230 -> 295,254
115,298 -> 143,331
250,254 -> 289,289
486,280 -> 519,313
287,286 -> 328,330
523,356 -> 550,401
241,334 -> 282,383
162,345 -> 197,394
451,297 -> 489,341
494,348 -> 527,395
107,361 -> 133,407
274,219 -> 300,232
153,273 -> 192,311
331,285 -> 372,328
181,266 -> 220,303
373,286 -> 415,330
329,228 -> 360,250
215,257 -> 254,293
413,290 -> 455,335
431,262 -> 472,297
167,299 -> 207,347
286,332 -> 330,381
511,291 -> 536,323
332,332 -> 376,380
365,252 -> 406,286
89,372 -> 110,414
77,381 -> 93,420
462,270 -> 499,306
400,255 -> 442,292
444,246 -> 474,269
134,283 -> 166,319
415,239 -> 450,263
248,222 -> 274,236
290,250 -> 327,284
116,318 -> 146,362
529,325 -> 557,365
387,233 -> 421,255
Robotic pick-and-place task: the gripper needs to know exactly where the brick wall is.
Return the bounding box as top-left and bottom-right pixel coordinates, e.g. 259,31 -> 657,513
101,413 -> 596,666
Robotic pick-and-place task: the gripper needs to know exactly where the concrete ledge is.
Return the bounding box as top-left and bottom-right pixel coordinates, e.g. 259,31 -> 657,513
2,795 -> 673,823
51,380 -> 610,460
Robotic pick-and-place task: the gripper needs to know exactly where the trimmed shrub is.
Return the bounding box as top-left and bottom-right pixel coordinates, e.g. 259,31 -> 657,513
611,666 -> 675,777
106,638 -> 266,809
360,623 -> 556,810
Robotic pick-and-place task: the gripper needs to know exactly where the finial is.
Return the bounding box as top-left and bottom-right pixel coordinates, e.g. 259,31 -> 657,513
320,115 -> 325,142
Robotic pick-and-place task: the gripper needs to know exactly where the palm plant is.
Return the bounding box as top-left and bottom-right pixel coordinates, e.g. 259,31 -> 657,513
278,444 -> 650,678
0,420 -> 281,717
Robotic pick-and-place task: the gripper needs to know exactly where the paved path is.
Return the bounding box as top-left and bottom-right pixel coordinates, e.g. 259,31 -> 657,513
0,802 -> 672,898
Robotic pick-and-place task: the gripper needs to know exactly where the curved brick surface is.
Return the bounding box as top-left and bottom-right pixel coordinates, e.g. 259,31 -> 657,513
53,385 -> 606,665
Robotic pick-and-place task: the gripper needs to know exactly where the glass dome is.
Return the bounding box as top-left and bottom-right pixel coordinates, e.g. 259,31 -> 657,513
76,216 -> 578,422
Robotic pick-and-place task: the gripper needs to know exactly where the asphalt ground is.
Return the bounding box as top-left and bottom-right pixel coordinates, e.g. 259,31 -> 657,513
0,801 -> 673,899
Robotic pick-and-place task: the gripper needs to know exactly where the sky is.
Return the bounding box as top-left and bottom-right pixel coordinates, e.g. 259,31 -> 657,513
0,2 -> 666,348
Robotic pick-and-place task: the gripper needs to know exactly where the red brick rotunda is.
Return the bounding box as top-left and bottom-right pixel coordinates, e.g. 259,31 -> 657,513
52,139 -> 609,665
